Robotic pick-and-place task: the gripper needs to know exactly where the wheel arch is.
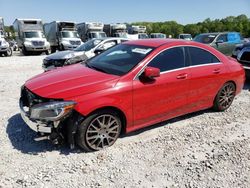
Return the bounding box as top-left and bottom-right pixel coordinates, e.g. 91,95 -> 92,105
85,106 -> 127,135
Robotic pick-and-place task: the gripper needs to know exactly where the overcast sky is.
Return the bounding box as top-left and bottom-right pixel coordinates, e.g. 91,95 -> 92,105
0,0 -> 249,26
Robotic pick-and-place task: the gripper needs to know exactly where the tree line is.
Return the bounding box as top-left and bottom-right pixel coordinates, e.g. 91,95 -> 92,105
132,14 -> 250,38
3,14 -> 250,40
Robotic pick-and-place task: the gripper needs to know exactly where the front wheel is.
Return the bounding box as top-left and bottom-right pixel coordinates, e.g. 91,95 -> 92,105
76,110 -> 122,152
4,48 -> 12,56
213,82 -> 236,111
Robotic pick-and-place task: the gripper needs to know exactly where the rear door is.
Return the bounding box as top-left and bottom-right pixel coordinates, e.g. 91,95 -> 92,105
187,46 -> 227,110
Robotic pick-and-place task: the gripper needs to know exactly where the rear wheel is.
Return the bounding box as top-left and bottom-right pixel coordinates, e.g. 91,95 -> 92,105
213,82 -> 236,111
76,110 -> 122,151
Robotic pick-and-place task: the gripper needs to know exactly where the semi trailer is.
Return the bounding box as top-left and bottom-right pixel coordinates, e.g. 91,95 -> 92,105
104,23 -> 127,37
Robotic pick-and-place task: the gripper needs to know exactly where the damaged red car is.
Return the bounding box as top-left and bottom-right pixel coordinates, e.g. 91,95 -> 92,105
20,39 -> 245,151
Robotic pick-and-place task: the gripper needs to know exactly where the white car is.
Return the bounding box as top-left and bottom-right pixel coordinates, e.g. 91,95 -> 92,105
43,37 -> 130,71
0,31 -> 12,56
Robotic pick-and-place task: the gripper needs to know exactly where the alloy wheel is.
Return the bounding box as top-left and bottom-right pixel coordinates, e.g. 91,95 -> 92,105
86,114 -> 120,150
218,83 -> 235,109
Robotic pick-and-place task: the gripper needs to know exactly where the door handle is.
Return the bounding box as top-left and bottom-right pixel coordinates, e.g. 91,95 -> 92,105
176,73 -> 188,79
213,68 -> 221,74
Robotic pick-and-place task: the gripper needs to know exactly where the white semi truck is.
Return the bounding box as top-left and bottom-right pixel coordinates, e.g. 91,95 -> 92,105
13,19 -> 50,55
104,23 -> 127,37
0,17 -> 12,56
44,21 -> 82,53
77,22 -> 107,42
127,25 -> 148,39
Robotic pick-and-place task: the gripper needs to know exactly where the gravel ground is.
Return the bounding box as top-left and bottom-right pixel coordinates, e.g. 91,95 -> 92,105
0,52 -> 250,188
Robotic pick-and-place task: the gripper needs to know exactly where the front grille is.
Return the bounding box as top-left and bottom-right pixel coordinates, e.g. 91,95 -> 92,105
43,58 -> 66,68
21,86 -> 50,108
239,51 -> 250,63
32,41 -> 45,46
70,40 -> 81,45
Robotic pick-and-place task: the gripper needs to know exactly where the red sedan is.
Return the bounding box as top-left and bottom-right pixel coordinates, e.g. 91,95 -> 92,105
20,39 -> 245,151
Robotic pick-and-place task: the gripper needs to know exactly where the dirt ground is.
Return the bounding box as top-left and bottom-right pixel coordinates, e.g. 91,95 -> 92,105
0,52 -> 249,188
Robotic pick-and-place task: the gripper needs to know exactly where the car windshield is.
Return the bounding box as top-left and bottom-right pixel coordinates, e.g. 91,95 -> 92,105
90,32 -> 107,39
114,33 -> 128,38
139,34 -> 149,39
151,34 -> 165,38
83,44 -> 154,76
61,31 -> 79,38
24,31 -> 45,38
181,35 -> 192,39
74,39 -> 103,52
194,34 -> 217,44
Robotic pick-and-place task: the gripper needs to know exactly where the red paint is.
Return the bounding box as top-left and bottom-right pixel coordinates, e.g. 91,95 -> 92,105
25,39 -> 245,133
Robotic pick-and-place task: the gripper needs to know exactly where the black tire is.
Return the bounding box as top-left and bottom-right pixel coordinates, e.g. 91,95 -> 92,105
22,46 -> 28,56
60,44 -> 65,51
45,50 -> 50,55
51,46 -> 57,53
4,48 -> 12,56
213,82 -> 236,111
76,109 -> 122,152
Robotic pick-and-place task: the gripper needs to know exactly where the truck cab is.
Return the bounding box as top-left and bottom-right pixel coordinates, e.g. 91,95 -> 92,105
13,19 -> 50,55
77,22 -> 107,42
59,30 -> 82,50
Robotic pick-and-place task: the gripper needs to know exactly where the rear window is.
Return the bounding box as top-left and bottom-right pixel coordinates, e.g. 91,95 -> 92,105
188,47 -> 220,66
194,34 -> 217,44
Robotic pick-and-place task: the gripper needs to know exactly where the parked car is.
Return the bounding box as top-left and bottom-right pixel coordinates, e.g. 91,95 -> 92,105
20,39 -> 245,151
232,42 -> 250,78
194,32 -> 243,56
150,33 -> 166,38
0,32 -> 12,57
43,37 -> 130,71
178,34 -> 192,40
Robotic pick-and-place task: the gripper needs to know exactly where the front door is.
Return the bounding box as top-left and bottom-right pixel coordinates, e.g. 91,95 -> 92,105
132,46 -> 190,129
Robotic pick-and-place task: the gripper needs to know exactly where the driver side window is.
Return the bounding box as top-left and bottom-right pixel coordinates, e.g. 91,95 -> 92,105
216,34 -> 228,43
148,47 -> 185,72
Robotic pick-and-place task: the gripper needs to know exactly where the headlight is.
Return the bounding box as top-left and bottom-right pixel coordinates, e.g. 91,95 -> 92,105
65,56 -> 83,65
30,101 -> 76,121
24,41 -> 32,47
62,40 -> 70,45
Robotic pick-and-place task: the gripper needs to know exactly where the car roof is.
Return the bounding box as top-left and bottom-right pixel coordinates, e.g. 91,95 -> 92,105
124,39 -> 197,48
98,37 -> 131,41
198,32 -> 239,36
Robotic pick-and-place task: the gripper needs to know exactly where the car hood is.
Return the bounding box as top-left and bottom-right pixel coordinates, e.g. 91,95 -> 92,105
25,63 -> 119,99
45,50 -> 85,60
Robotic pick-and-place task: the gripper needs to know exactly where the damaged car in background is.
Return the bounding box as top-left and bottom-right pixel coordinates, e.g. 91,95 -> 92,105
20,39 -> 245,152
42,37 -> 129,71
232,42 -> 250,78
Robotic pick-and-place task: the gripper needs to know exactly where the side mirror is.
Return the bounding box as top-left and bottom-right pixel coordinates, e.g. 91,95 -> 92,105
216,40 -> 224,44
143,66 -> 160,79
94,46 -> 105,55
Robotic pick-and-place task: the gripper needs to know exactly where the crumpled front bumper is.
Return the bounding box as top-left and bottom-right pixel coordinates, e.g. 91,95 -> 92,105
19,99 -> 52,133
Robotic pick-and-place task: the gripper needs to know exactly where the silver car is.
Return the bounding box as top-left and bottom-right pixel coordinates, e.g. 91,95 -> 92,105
43,37 -> 130,71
